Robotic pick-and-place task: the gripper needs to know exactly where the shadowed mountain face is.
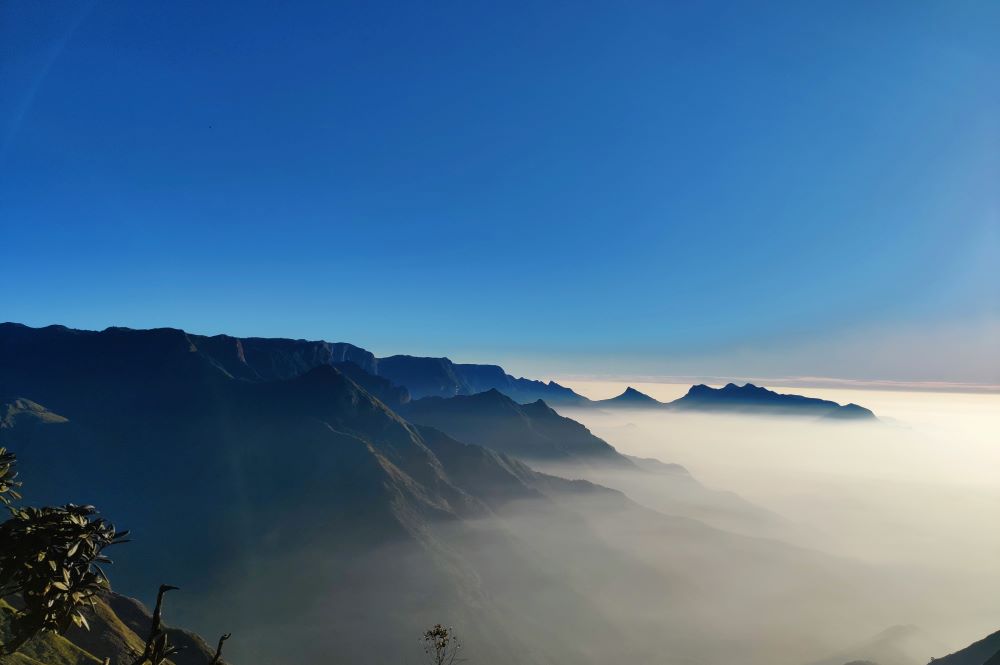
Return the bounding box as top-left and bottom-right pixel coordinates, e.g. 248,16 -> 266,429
670,383 -> 876,419
0,323 -> 588,407
375,355 -> 589,404
0,323 -> 890,665
401,389 -> 633,467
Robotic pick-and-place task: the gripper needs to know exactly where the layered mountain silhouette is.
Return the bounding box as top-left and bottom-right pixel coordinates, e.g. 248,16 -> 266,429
401,389 -> 633,467
589,382 -> 876,420
0,323 -> 887,665
401,388 -> 785,537
172,326 -> 588,404
376,355 -> 589,404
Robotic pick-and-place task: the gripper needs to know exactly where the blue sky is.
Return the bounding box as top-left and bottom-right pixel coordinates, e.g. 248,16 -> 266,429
1,1 -> 997,383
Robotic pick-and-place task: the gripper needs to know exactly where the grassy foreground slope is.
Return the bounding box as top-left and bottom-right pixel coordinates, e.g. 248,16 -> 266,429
0,595 -> 221,665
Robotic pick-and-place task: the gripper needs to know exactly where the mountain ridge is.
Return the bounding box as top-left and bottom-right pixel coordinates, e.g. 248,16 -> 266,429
0,322 -> 588,407
581,381 -> 876,420
401,389 -> 633,467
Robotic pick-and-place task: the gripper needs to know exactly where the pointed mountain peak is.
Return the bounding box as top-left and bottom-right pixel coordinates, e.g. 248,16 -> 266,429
522,398 -> 555,413
463,388 -> 519,408
593,386 -> 662,408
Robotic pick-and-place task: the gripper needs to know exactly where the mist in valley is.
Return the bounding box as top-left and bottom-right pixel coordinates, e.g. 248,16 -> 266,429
178,386 -> 999,665
3,321 -> 997,665
540,383 -> 1000,662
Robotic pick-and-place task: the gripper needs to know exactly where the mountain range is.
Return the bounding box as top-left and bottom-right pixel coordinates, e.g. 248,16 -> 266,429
0,323 -> 908,665
594,382 -> 877,420
0,323 -> 876,419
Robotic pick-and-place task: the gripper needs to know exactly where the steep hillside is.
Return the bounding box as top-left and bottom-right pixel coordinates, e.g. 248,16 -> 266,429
931,629 -> 1000,665
0,593 -> 223,665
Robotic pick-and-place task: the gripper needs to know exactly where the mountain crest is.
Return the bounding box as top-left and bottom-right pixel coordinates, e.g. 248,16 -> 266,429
593,386 -> 662,408
671,382 -> 876,420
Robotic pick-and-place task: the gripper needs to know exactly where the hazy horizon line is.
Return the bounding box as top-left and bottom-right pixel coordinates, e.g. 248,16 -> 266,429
548,374 -> 1000,395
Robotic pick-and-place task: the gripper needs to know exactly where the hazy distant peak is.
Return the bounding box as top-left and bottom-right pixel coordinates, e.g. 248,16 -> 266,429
672,382 -> 876,420
721,382 -> 768,393
471,388 -> 518,404
521,398 -> 557,416
593,386 -> 663,408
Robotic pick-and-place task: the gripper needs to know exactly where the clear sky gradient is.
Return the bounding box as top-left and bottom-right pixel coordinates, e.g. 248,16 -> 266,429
1,1 -> 997,384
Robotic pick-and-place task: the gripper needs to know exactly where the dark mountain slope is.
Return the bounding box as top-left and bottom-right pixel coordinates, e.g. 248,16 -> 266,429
330,360 -> 410,405
668,382 -> 877,420
374,355 -> 589,404
0,322 -> 587,406
450,362 -> 588,405
373,355 -> 473,399
402,389 -> 632,467
188,333 -> 378,379
931,629 -> 1000,665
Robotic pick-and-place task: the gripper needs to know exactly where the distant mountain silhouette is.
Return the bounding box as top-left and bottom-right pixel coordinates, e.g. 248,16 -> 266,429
668,382 -> 876,420
593,386 -> 664,408
401,389 -> 632,467
581,381 -> 876,420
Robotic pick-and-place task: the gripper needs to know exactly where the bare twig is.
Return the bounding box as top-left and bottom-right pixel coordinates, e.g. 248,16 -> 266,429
128,585 -> 181,665
210,632 -> 232,665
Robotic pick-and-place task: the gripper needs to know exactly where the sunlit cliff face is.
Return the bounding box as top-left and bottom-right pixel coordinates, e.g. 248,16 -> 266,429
555,382 -> 1000,654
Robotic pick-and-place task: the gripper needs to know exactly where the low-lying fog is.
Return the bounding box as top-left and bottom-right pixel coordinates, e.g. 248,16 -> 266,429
553,381 -> 1000,659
